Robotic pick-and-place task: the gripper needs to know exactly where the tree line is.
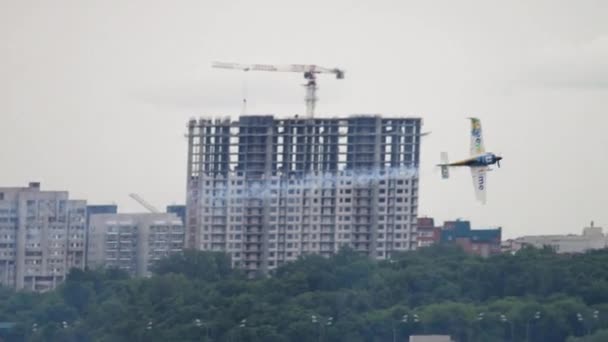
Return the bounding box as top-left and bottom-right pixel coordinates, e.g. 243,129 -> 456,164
2,245 -> 608,341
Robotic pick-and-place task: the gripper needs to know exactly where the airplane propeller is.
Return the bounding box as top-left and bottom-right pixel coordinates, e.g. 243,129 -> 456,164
496,155 -> 503,168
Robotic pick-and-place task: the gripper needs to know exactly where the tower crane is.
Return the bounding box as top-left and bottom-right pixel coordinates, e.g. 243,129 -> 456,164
128,193 -> 160,213
212,61 -> 345,118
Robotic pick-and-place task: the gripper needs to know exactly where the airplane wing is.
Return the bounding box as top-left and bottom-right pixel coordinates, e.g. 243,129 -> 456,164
469,117 -> 485,156
471,167 -> 488,204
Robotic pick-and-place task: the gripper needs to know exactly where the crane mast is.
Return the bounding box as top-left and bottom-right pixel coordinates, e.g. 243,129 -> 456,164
212,61 -> 344,118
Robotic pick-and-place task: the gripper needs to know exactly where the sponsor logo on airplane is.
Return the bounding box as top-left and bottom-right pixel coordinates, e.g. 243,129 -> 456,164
439,118 -> 500,203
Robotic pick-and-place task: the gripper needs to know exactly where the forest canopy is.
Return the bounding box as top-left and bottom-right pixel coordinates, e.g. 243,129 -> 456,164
2,245 -> 608,342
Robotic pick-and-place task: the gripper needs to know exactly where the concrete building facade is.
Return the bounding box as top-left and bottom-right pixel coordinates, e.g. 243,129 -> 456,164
86,205 -> 118,226
85,204 -> 118,266
186,115 -> 422,274
0,183 -> 87,291
507,222 -> 606,254
87,213 -> 184,277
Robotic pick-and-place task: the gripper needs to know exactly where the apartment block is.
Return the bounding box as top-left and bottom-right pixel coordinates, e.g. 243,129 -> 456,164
0,183 -> 87,291
86,204 -> 118,225
186,115 -> 422,275
87,213 -> 184,277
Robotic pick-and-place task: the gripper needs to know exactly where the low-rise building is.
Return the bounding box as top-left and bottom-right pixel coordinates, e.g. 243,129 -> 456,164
87,213 -> 184,277
415,218 -> 501,257
417,217 -> 441,248
441,220 -> 501,257
509,222 -> 605,254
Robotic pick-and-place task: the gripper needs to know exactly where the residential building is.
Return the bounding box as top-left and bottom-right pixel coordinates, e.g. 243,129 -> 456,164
441,220 -> 502,257
186,115 -> 422,275
417,217 -> 441,248
508,221 -> 605,254
86,204 -> 118,225
87,213 -> 184,277
85,204 -> 118,266
0,182 -> 87,291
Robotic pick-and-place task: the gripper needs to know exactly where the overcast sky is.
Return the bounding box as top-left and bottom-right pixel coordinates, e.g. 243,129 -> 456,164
1,0 -> 607,238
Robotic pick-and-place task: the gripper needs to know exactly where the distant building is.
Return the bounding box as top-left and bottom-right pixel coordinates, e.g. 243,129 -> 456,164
166,205 -> 186,226
441,220 -> 501,257
0,183 -> 87,291
417,217 -> 441,248
87,213 -> 184,277
409,335 -> 453,342
186,115 -> 422,275
508,222 -> 605,254
415,218 -> 501,257
85,205 -> 118,266
86,204 -> 117,225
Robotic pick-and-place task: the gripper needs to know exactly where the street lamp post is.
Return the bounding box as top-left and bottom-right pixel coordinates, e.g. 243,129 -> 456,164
526,311 -> 541,342
402,313 -> 421,339
230,319 -> 246,342
403,313 -> 420,325
194,318 -> 211,341
239,319 -> 246,341
576,310 -> 600,336
138,320 -> 153,342
311,315 -> 333,342
392,315 -> 409,342
576,312 -> 586,336
592,310 -> 600,334
500,314 -> 515,342
471,312 -> 484,341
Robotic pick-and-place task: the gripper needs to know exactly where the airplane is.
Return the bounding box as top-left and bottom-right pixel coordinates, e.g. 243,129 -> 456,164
438,118 -> 502,204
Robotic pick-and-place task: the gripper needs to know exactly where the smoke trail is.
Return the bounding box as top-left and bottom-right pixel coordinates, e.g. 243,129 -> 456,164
192,166 -> 418,201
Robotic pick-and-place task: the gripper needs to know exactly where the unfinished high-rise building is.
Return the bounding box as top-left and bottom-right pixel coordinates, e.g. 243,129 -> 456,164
186,115 -> 422,275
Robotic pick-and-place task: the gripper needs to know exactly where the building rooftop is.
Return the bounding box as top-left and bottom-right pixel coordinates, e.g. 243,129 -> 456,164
441,220 -> 501,243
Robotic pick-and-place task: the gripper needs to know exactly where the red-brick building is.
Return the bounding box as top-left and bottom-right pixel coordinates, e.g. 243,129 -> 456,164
417,217 -> 442,248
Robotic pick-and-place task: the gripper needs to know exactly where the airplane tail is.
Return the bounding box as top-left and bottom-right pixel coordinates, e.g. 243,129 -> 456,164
440,152 -> 449,179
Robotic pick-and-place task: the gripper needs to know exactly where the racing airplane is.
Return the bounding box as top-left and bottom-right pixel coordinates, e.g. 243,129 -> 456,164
438,118 -> 502,204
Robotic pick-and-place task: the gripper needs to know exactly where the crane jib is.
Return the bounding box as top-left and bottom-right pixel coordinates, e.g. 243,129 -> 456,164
211,61 -> 344,118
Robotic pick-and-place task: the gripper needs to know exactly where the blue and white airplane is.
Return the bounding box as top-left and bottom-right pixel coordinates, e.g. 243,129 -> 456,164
438,118 -> 502,204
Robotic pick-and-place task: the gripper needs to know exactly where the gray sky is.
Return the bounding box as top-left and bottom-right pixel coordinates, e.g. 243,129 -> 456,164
1,0 -> 607,238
